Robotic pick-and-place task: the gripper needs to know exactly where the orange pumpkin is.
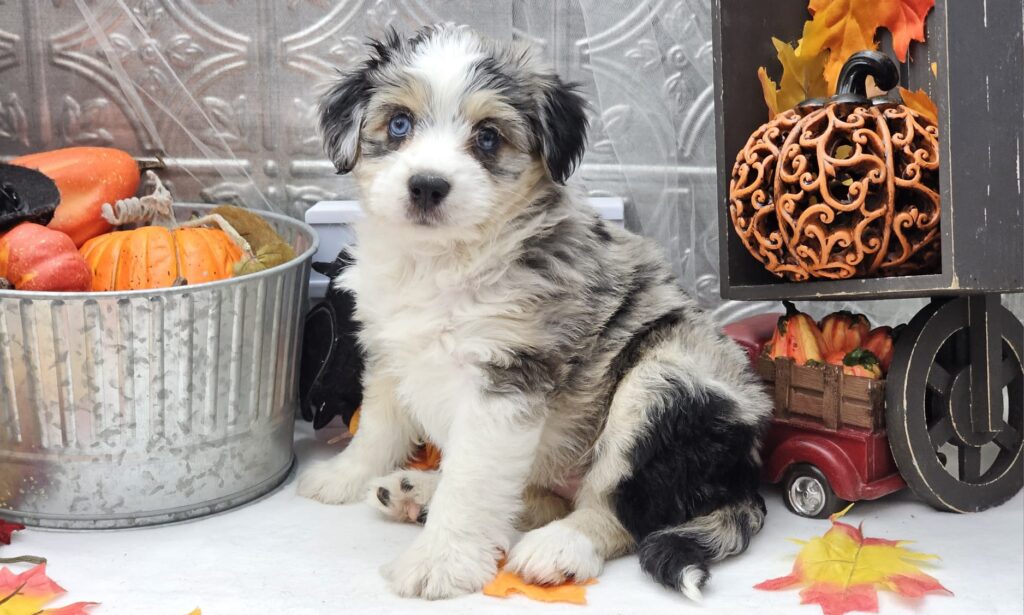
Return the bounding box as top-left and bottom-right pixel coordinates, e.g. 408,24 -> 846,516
819,310 -> 871,355
80,226 -> 243,291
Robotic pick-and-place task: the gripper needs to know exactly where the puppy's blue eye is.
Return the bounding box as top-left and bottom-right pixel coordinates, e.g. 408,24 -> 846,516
476,127 -> 500,153
388,113 -> 412,139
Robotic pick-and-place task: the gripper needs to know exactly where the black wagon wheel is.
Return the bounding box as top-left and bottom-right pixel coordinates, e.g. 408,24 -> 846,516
887,295 -> 1024,513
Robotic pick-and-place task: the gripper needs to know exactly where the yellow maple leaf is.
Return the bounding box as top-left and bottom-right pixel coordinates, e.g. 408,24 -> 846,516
899,87 -> 939,123
758,68 -> 781,120
756,506 -> 952,615
758,38 -> 830,119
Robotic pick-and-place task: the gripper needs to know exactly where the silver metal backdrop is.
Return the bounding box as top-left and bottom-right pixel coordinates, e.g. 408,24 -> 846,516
1,0 -> 1017,323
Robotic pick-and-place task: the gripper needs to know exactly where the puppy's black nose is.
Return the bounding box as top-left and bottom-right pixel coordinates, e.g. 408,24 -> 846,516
408,174 -> 451,210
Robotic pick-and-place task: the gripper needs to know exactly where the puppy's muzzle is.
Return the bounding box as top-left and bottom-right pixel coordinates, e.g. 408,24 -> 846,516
408,174 -> 451,212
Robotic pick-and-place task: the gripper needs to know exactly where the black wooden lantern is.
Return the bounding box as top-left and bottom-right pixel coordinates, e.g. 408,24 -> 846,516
713,0 -> 1024,515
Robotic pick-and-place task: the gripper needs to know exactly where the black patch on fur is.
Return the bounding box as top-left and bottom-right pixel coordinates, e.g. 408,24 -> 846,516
319,30 -> 403,173
415,506 -> 428,524
399,478 -> 413,492
533,77 -> 589,184
613,385 -> 766,590
614,386 -> 762,537
606,310 -> 685,388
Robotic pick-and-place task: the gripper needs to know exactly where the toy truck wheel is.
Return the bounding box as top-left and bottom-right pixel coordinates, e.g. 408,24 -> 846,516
783,464 -> 849,519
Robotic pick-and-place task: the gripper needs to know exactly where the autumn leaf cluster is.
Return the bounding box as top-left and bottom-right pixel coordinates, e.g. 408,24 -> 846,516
758,0 -> 937,120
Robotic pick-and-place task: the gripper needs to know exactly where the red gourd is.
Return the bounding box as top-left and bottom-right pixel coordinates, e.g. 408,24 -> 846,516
0,223 -> 92,291
11,147 -> 140,247
862,326 -> 895,373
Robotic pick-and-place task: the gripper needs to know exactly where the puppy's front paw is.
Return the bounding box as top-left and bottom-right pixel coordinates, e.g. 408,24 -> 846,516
296,458 -> 375,504
507,520 -> 604,585
382,531 -> 498,599
368,469 -> 440,524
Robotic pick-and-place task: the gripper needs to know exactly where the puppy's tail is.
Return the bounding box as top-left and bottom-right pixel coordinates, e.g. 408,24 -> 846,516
635,496 -> 766,601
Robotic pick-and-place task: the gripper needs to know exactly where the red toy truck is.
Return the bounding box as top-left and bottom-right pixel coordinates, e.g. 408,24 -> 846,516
724,314 -> 905,518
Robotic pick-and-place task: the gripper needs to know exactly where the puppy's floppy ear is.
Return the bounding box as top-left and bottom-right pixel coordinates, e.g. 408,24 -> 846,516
319,30 -> 402,174
535,76 -> 589,184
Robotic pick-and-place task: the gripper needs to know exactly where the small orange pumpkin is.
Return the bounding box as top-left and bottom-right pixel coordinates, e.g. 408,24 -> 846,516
80,226 -> 243,291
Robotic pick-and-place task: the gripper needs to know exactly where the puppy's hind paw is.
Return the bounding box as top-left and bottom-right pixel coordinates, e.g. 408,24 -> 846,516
368,469 -> 439,523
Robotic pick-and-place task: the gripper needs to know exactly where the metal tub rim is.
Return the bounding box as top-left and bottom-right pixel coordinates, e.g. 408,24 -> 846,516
0,205 -> 320,301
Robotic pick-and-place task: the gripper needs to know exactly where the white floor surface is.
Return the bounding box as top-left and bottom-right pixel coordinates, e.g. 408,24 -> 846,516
11,423 -> 1024,615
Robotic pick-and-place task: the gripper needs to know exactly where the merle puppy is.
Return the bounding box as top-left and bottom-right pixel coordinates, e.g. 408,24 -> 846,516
298,25 -> 770,601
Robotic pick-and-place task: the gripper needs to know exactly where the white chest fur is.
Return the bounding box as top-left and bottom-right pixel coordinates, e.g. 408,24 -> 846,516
340,256 -> 519,447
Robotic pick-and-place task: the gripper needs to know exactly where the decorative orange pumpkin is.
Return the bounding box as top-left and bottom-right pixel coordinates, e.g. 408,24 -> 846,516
11,147 -> 140,247
0,222 -> 92,291
80,226 -> 243,291
820,310 -> 871,355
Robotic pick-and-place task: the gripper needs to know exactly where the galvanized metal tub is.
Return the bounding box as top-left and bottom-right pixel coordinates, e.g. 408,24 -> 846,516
0,205 -> 316,529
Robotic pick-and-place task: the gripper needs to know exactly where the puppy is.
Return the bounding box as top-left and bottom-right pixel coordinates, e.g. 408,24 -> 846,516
298,25 -> 771,601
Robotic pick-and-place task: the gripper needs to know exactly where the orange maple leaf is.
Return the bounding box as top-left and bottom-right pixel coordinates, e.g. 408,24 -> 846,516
898,87 -> 939,123
755,507 -> 952,615
799,0 -> 880,89
800,0 -> 935,90
0,564 -> 97,615
879,0 -> 934,62
758,38 -> 830,119
483,567 -> 596,605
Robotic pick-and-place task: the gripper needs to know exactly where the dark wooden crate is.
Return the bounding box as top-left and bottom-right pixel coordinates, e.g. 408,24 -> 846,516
757,355 -> 886,431
712,0 -> 1024,301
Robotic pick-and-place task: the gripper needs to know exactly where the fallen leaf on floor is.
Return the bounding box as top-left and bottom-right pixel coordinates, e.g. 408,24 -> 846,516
0,564 -> 97,615
0,519 -> 24,546
755,505 -> 952,615
483,568 -> 596,605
